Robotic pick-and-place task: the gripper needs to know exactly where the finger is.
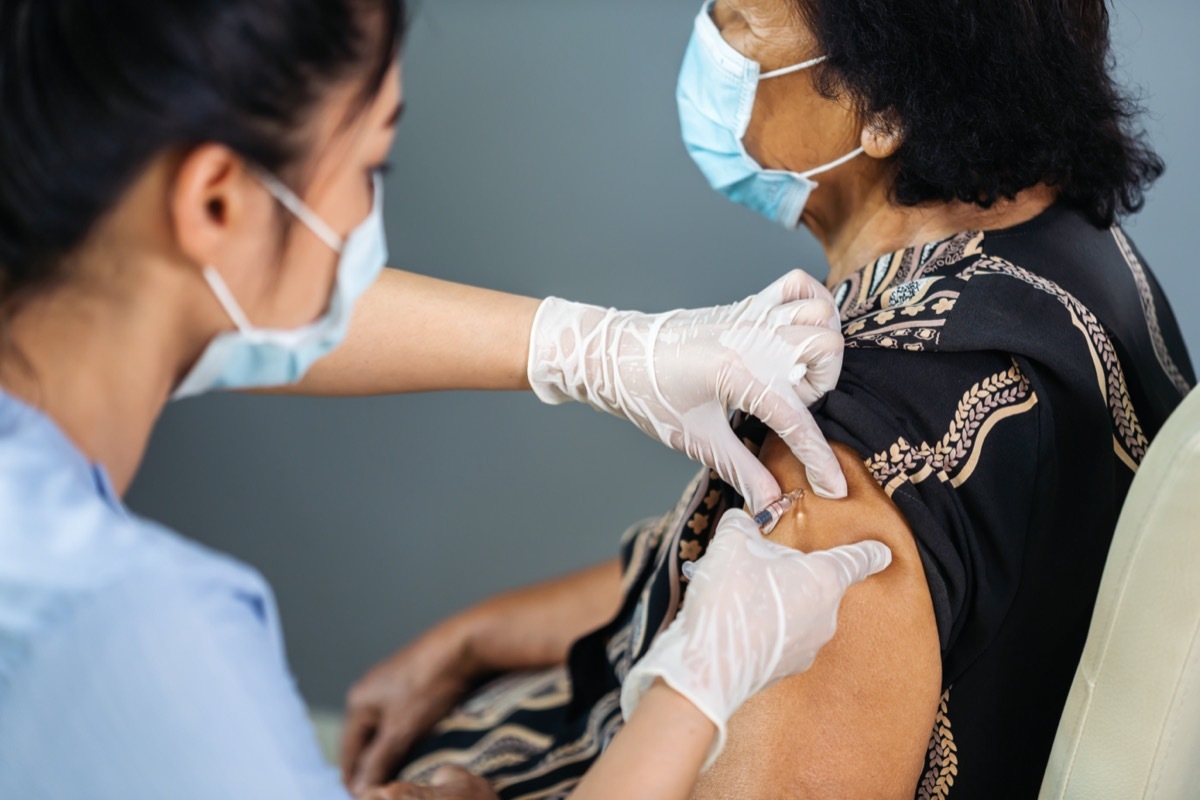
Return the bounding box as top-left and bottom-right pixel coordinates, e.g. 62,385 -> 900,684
808,540 -> 894,590
361,783 -> 428,800
351,726 -> 410,797
341,707 -> 380,786
771,298 -> 838,331
747,387 -> 847,500
759,269 -> 831,306
430,766 -> 471,787
703,421 -> 784,513
696,507 -> 761,565
770,325 -> 844,400
432,762 -> 496,796
712,507 -> 760,538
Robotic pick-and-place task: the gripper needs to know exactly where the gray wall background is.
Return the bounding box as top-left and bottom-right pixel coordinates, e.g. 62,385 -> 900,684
128,0 -> 1200,710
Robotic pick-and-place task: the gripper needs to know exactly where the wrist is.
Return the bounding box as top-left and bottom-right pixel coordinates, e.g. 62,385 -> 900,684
428,609 -> 492,681
527,297 -> 620,407
643,679 -> 717,732
637,679 -> 722,773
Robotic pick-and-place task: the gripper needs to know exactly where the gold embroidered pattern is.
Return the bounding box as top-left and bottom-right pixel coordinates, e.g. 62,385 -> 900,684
917,688 -> 958,800
841,271 -> 962,352
961,255 -> 1149,464
866,362 -> 1038,495
1111,226 -> 1191,396
834,231 -> 983,322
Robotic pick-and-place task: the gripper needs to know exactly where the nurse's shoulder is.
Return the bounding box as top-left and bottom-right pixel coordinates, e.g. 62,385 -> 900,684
0,391 -> 338,798
0,389 -> 272,640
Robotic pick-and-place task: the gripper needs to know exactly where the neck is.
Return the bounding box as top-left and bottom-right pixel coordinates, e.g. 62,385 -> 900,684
806,180 -> 1059,288
0,260 -> 198,496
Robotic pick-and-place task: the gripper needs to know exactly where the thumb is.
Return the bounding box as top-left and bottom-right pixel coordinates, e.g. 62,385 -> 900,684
704,423 -> 783,514
351,732 -> 405,796
749,387 -> 847,501
811,540 -> 894,590
712,507 -> 761,539
757,269 -> 830,306
430,766 -> 474,787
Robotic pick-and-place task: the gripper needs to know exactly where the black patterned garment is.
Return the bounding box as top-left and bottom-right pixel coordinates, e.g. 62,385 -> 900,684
398,206 -> 1195,799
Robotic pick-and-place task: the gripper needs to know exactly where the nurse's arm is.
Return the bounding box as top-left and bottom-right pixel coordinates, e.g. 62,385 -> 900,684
284,268 -> 541,396
373,682 -> 719,800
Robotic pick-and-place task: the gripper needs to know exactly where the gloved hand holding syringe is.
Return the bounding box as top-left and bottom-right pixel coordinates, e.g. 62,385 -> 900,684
619,509 -> 891,770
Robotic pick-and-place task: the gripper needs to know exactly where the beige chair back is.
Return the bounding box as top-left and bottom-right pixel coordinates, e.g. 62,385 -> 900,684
1041,387 -> 1200,799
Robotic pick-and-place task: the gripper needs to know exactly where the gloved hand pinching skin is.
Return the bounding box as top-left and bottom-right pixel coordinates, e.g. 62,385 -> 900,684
526,270 -> 848,510
619,509 -> 892,771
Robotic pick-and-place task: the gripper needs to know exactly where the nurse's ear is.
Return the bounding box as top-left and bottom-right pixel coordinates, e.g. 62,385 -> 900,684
169,145 -> 276,287
861,116 -> 903,160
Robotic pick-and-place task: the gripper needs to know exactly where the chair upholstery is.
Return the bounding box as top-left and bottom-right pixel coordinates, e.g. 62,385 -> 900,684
310,708 -> 344,767
1041,388 -> 1200,799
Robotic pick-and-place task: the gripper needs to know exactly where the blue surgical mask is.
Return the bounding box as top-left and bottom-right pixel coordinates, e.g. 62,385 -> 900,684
173,171 -> 388,399
677,1 -> 864,229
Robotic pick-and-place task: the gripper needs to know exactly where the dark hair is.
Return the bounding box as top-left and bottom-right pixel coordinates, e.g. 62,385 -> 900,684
793,0 -> 1163,228
0,0 -> 404,307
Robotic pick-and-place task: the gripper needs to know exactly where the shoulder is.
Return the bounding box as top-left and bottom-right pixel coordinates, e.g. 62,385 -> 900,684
0,530 -> 335,798
0,510 -> 279,698
0,414 -> 279,709
0,394 -> 271,611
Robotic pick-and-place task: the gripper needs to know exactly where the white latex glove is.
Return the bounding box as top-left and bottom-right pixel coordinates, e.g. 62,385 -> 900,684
527,270 -> 848,508
619,509 -> 892,771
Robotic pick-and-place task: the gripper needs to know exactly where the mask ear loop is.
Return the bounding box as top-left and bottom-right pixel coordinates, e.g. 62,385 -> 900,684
760,54 -> 827,80
198,169 -> 347,338
201,265 -> 257,337
799,146 -> 866,179
756,54 -> 865,180
252,170 -> 346,254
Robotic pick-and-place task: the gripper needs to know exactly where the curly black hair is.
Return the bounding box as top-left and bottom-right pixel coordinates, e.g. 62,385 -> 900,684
794,0 -> 1163,228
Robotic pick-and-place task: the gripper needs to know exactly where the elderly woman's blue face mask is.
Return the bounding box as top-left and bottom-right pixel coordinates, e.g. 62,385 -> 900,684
677,1 -> 863,229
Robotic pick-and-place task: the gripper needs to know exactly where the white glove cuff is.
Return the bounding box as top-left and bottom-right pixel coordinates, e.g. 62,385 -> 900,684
620,661 -> 729,774
526,296 -> 589,406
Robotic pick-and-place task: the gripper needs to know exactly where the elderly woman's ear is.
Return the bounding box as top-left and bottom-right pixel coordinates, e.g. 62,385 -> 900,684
861,117 -> 903,160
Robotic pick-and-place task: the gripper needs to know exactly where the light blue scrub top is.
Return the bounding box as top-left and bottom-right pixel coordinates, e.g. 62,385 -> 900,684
0,388 -> 349,799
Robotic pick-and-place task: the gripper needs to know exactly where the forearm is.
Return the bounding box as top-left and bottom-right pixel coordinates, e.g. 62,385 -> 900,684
285,269 -> 541,396
571,681 -> 715,800
454,559 -> 623,674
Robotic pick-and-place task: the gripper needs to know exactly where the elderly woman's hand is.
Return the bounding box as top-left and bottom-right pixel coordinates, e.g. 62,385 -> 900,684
528,269 -> 847,509
358,767 -> 499,800
342,621 -> 481,794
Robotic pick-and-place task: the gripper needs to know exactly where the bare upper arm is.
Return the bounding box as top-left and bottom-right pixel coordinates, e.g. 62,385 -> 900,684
691,436 -> 942,799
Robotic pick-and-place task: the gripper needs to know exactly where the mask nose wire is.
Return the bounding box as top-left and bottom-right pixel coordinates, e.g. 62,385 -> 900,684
252,170 -> 347,253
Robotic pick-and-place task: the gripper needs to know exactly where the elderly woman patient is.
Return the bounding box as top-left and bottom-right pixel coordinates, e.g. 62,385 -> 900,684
342,0 -> 1193,797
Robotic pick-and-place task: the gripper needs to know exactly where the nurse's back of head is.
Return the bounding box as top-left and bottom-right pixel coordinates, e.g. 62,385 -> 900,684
0,2 -> 405,797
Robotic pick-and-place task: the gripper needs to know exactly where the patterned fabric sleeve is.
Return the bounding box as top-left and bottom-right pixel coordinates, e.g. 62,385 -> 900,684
809,347 -> 1043,664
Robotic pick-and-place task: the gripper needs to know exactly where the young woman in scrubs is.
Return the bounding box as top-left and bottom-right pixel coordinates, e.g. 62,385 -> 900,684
0,1 -> 889,797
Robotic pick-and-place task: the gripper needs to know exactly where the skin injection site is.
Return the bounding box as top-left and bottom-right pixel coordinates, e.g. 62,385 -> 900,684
1,0 -> 1198,798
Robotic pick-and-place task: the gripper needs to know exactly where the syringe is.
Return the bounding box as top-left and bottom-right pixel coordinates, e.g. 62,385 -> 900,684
753,489 -> 805,535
